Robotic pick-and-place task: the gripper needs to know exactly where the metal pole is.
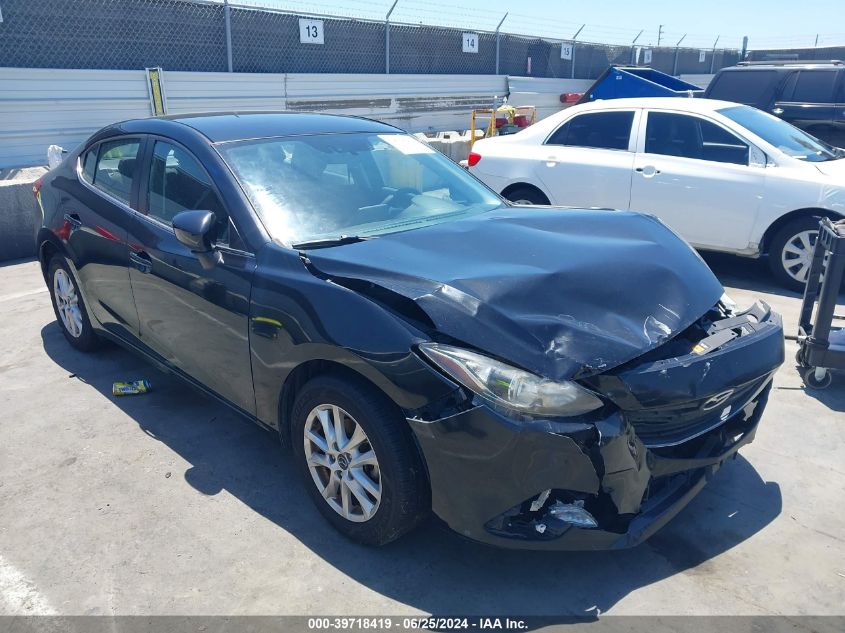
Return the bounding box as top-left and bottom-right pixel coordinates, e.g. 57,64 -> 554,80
571,24 -> 584,79
495,12 -> 508,75
657,24 -> 664,47
673,34 -> 686,75
630,29 -> 643,64
741,35 -> 748,60
709,35 -> 720,74
385,0 -> 399,74
814,34 -> 819,47
224,0 -> 233,73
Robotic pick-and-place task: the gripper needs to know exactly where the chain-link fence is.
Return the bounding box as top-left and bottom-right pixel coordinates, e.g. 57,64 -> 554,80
0,0 -> 744,77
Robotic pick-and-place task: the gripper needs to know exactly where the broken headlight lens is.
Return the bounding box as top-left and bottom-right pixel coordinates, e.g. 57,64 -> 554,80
418,343 -> 603,417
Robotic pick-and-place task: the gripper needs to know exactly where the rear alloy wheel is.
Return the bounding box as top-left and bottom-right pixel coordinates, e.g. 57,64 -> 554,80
504,186 -> 550,206
768,218 -> 821,291
291,375 -> 429,545
47,255 -> 100,352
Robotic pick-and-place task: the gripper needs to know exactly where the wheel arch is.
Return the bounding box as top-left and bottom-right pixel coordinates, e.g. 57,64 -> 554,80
760,208 -> 844,254
277,359 -> 403,449
37,231 -> 64,281
500,182 -> 551,204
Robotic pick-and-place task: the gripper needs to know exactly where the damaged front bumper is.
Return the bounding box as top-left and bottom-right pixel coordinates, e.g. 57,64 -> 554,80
407,302 -> 784,550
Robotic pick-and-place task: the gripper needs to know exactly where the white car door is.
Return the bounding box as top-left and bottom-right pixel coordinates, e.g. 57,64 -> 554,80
629,110 -> 767,252
535,110 -> 639,210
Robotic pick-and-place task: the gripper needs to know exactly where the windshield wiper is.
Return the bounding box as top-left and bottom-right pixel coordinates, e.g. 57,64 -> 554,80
291,235 -> 374,249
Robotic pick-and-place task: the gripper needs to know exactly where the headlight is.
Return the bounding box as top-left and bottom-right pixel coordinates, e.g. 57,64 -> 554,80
418,343 -> 603,417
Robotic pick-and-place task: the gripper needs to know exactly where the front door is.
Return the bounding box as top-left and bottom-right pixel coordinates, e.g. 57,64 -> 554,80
774,68 -> 841,145
127,138 -> 257,415
629,110 -> 766,252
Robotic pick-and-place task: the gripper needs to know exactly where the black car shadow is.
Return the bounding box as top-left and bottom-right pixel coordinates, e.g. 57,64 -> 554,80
41,323 -> 782,617
701,252 -> 801,299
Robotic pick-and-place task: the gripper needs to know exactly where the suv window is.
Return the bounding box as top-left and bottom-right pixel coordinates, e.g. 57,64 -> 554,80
92,139 -> 140,205
147,141 -> 229,243
645,112 -> 749,165
785,70 -> 838,103
547,111 -> 634,150
706,70 -> 778,106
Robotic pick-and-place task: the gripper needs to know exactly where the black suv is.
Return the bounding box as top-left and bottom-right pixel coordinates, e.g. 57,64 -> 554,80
705,60 -> 845,147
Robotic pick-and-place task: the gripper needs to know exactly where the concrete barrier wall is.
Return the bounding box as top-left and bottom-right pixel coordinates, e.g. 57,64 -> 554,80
0,167 -> 46,262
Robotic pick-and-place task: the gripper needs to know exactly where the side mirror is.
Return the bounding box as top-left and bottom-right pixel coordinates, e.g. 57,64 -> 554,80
172,210 -> 216,253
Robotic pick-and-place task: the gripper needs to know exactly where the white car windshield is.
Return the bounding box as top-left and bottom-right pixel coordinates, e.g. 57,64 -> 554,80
718,105 -> 843,163
218,132 -> 501,246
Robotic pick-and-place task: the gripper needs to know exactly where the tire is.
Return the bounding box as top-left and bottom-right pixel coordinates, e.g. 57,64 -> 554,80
291,374 -> 429,546
768,217 -> 821,292
47,255 -> 101,352
504,186 -> 550,206
802,367 -> 832,390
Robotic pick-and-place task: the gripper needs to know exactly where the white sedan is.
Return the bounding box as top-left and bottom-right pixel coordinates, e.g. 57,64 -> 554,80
468,97 -> 845,289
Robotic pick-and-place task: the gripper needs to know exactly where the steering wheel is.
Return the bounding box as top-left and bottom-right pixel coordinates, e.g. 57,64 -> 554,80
382,187 -> 421,209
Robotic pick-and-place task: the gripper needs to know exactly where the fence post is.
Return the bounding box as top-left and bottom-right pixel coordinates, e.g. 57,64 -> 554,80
672,34 -> 686,75
630,30 -> 643,64
385,0 -> 398,74
224,0 -> 233,72
571,24 -> 584,79
494,12 -> 508,75
709,35 -> 720,74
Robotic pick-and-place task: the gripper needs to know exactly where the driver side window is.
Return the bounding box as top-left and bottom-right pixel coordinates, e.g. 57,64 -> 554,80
645,112 -> 749,165
147,141 -> 229,244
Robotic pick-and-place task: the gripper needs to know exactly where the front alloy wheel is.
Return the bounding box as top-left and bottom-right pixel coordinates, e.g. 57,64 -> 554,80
769,217 -> 823,291
303,404 -> 382,522
779,229 -> 817,285
291,375 -> 429,546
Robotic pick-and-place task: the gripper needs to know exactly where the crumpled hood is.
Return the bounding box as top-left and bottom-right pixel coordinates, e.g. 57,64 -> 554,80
305,207 -> 724,380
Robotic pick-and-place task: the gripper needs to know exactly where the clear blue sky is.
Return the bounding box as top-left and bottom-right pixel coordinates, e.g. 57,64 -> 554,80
258,0 -> 845,49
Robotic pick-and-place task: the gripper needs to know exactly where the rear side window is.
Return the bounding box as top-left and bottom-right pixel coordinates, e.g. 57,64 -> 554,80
546,111 -> 634,150
147,141 -> 229,242
707,70 -> 778,106
786,70 -> 838,103
93,139 -> 140,205
81,147 -> 97,184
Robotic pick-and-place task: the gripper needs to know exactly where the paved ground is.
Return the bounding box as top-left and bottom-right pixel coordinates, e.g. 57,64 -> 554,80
0,254 -> 843,617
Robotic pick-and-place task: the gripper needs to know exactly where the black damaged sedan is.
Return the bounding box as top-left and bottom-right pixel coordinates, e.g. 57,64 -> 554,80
35,112 -> 784,549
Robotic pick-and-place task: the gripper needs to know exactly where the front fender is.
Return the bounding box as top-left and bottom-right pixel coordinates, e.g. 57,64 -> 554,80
249,245 -> 458,429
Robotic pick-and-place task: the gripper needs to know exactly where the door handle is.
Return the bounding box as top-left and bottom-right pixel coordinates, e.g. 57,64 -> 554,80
129,250 -> 152,274
63,213 -> 82,230
635,166 -> 661,176
772,107 -> 784,115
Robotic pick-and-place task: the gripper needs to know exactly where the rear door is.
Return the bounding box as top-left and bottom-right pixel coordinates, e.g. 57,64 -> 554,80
68,137 -> 143,340
773,68 -> 840,143
629,110 -> 766,252
126,137 -> 257,415
536,110 -> 638,210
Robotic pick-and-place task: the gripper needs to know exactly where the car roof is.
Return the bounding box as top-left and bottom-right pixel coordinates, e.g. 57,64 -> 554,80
569,97 -> 742,114
116,111 -> 402,143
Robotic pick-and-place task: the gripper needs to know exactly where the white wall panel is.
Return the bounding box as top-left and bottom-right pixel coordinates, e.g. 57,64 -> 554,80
0,68 -> 151,167
1,69 -> 703,168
